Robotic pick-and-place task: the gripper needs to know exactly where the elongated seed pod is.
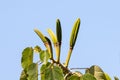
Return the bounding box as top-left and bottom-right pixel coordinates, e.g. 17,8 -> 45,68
56,19 -> 62,43
34,29 -> 47,43
65,18 -> 81,68
45,36 -> 53,59
56,19 -> 62,62
47,29 -> 58,44
70,18 -> 80,49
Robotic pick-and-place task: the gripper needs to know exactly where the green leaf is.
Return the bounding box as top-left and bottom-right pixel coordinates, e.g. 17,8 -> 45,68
27,63 -> 38,80
47,29 -> 58,44
80,73 -> 97,80
87,65 -> 107,80
44,65 -> 64,80
34,45 -> 42,53
20,70 -> 27,80
40,62 -> 51,80
34,29 -> 47,43
56,19 -> 62,43
114,76 -> 119,80
104,73 -> 111,80
68,75 -> 80,80
74,71 -> 83,77
39,50 -> 50,64
21,47 -> 33,70
70,18 -> 80,48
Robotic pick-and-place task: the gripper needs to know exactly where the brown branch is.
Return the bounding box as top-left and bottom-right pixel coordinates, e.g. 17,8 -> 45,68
50,58 -> 72,75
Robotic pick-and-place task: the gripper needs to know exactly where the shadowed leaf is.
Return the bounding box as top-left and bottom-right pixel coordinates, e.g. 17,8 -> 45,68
27,63 -> 38,80
20,70 -> 27,80
114,76 -> 119,80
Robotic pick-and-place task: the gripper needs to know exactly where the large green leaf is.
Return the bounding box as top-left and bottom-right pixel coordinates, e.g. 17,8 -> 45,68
21,47 -> 33,70
39,50 -> 50,64
27,63 -> 38,80
20,70 -> 27,80
80,73 -> 97,80
87,65 -> 107,80
40,62 -> 51,80
42,65 -> 64,80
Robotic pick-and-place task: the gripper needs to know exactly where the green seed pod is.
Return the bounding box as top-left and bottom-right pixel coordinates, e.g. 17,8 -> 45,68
70,18 -> 80,49
47,29 -> 58,44
45,36 -> 53,59
56,19 -> 62,44
34,29 -> 47,43
65,18 -> 81,68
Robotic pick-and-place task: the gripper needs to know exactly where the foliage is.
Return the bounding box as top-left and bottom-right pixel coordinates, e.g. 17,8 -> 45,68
20,18 -> 119,80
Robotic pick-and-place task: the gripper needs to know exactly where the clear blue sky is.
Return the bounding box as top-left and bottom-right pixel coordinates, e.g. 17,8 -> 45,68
0,0 -> 120,79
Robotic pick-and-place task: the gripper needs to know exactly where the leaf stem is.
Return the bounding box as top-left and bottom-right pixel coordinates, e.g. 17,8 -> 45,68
54,42 -> 61,63
64,48 -> 73,68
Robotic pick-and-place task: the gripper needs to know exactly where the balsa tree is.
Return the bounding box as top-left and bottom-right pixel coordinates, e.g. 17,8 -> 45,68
20,18 -> 119,80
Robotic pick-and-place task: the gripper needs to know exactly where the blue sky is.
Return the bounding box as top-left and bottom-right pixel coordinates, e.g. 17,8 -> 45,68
0,0 -> 120,79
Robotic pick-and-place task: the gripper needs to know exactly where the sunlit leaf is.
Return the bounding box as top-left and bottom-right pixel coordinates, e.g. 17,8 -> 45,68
44,65 -> 64,80
80,73 -> 97,80
74,71 -> 83,77
39,50 -> 50,64
68,74 -> 80,80
21,47 -> 33,70
27,63 -> 38,80
87,65 -> 107,80
104,73 -> 111,80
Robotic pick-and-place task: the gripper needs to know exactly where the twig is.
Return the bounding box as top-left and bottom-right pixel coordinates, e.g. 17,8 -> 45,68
50,58 -> 72,75
70,68 -> 89,70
